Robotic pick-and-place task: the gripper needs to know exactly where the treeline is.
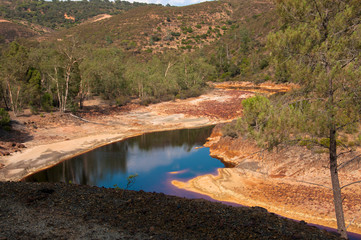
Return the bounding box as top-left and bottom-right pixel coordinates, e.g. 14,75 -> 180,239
0,0 -> 151,29
0,37 -> 215,115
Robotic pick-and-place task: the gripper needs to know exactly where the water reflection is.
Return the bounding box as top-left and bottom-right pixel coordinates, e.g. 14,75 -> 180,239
25,126 -> 224,195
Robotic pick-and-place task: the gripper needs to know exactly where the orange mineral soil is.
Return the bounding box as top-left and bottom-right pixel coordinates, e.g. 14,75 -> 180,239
172,125 -> 361,234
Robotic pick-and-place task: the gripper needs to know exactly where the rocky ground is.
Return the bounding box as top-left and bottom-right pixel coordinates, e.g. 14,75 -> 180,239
173,124 -> 361,235
0,181 -> 343,240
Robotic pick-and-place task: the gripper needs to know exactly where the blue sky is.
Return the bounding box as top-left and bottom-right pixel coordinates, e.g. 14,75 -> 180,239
45,0 -> 212,7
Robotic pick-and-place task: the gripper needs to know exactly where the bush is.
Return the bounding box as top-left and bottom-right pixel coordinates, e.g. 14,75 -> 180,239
150,35 -> 161,42
222,121 -> 239,139
140,96 -> 158,106
171,32 -> 181,37
239,95 -> 271,130
41,93 -> 53,112
0,108 -> 10,128
259,58 -> 269,70
115,95 -> 130,107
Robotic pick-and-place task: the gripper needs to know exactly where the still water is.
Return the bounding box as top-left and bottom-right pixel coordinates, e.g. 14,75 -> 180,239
24,126 -> 224,197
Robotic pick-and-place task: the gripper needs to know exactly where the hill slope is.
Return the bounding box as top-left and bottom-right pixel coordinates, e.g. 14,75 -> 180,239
0,18 -> 37,43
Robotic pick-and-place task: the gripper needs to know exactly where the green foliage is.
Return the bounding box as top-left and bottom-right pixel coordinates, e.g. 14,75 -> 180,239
0,0 -> 150,30
150,35 -> 161,42
41,93 -> 53,112
125,174 -> 138,190
255,2 -> 361,235
171,32 -> 181,37
0,41 -> 29,115
0,0 -> 277,113
0,108 -> 10,128
259,58 -> 269,70
237,95 -> 312,149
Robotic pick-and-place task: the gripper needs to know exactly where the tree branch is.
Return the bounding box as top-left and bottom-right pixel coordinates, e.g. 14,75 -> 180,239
338,154 -> 361,170
337,149 -> 354,158
341,180 -> 361,190
296,180 -> 332,190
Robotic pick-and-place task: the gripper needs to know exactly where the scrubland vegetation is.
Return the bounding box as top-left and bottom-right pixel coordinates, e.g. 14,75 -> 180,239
1,0 -> 361,238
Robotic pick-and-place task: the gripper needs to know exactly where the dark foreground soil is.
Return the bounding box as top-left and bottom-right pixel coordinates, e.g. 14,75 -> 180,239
0,182 -> 342,240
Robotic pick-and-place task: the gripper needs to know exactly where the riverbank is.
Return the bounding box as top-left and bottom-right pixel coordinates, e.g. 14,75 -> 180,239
172,124 -> 361,235
0,87 -> 255,181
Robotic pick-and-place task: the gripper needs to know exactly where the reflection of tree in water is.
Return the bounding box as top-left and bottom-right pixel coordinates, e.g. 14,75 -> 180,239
24,126 -> 214,185
130,126 -> 214,152
25,141 -> 128,185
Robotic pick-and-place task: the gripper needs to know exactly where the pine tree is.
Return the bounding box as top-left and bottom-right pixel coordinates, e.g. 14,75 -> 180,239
240,1 -> 361,238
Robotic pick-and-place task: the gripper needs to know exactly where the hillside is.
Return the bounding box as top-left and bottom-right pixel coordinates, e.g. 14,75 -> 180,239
45,0 -> 275,53
0,0 -> 277,116
0,18 -> 37,43
0,0 -> 151,30
0,181 -> 342,239
39,0 -> 276,82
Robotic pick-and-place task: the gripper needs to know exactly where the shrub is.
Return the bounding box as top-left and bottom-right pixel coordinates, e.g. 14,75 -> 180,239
259,58 -> 269,70
41,93 -> 53,112
116,95 -> 130,107
150,35 -> 161,42
222,122 -> 239,139
239,95 -> 271,130
0,108 -> 10,128
171,32 -> 181,37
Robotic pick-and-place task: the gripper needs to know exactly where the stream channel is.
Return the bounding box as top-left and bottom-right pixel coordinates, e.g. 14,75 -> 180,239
24,126 -> 223,199
24,126 -> 361,239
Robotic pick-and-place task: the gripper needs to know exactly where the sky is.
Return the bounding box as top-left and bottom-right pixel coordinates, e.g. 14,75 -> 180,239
127,0 -> 210,6
44,0 -> 212,7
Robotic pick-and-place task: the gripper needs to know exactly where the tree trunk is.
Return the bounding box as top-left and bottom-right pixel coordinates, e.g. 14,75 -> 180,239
78,76 -> 85,110
6,79 -> 16,117
52,67 -> 63,112
329,126 -> 348,239
63,66 -> 71,112
2,87 -> 10,111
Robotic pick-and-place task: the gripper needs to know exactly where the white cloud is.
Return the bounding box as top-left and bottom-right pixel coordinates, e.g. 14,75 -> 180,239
126,145 -> 192,173
128,0 -> 210,6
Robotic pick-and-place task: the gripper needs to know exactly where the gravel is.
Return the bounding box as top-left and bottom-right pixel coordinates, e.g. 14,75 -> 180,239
0,182 -> 342,240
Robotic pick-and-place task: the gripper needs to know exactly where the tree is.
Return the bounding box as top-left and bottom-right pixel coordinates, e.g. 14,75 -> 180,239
80,47 -> 128,103
0,42 -> 29,116
53,37 -> 83,112
238,1 -> 361,238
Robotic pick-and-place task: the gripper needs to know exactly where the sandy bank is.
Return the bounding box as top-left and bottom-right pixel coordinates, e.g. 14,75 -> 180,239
172,125 -> 361,234
0,88 -> 252,181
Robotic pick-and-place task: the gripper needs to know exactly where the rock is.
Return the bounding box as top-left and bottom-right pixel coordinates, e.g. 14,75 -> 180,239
17,143 -> 26,148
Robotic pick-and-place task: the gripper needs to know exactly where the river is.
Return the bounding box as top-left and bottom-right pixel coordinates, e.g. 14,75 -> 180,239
24,126 -> 224,199
24,126 -> 361,239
